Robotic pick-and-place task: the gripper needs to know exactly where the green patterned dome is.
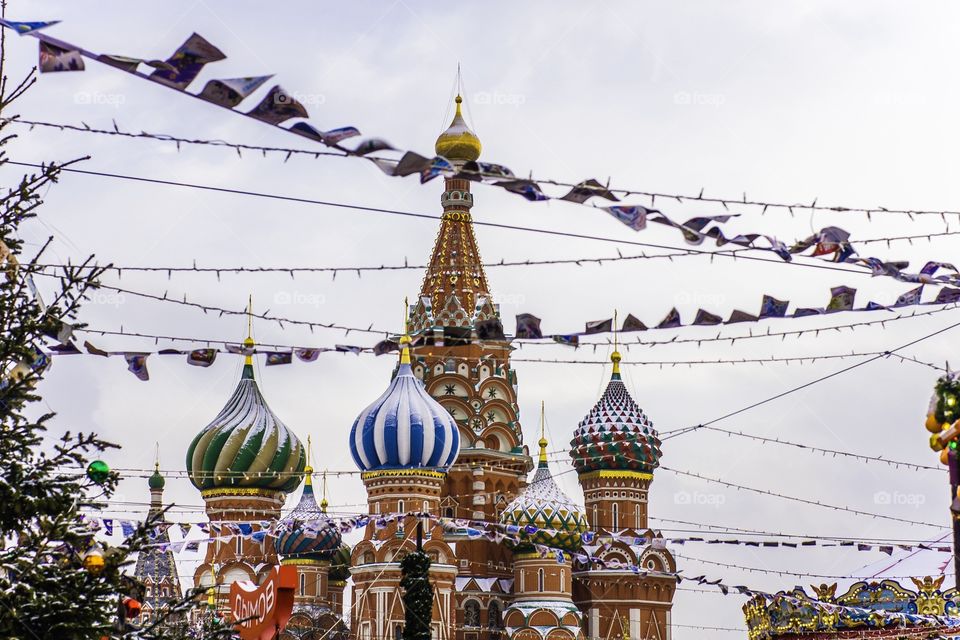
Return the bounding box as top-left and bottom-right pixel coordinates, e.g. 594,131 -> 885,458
148,463 -> 165,490
186,362 -> 305,493
500,440 -> 588,553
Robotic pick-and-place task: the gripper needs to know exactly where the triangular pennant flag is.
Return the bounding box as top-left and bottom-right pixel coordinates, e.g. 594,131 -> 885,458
198,75 -> 272,108
247,85 -> 308,124
39,41 -> 84,73
150,33 -> 226,90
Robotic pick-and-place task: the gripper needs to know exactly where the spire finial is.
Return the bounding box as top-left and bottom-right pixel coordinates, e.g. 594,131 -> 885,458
538,400 -> 548,467
305,435 -> 313,485
320,469 -> 329,514
243,295 -> 255,367
154,441 -> 160,471
400,296 -> 412,365
611,309 -> 622,378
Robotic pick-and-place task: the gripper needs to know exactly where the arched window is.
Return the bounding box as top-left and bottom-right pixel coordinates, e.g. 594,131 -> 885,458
537,568 -> 545,592
299,573 -> 306,596
488,601 -> 503,629
398,499 -> 405,514
235,535 -> 242,557
445,507 -> 454,518
612,503 -> 619,529
464,600 -> 481,627
635,504 -> 641,529
560,568 -> 565,592
592,505 -> 598,528
397,500 -> 405,533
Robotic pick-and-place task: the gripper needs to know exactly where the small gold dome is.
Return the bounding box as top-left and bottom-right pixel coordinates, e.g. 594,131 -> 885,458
435,95 -> 481,162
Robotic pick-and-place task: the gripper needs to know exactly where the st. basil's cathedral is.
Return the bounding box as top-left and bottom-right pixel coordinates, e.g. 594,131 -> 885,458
138,95 -> 677,640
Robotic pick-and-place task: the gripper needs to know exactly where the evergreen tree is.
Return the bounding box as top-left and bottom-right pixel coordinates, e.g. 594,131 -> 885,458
0,26 -> 223,640
399,545 -> 433,640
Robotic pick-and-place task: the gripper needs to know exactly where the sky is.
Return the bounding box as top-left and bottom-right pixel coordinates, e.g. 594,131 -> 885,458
6,1 -> 960,636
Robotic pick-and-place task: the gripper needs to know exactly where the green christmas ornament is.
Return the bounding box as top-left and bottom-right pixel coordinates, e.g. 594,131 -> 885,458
86,460 -> 110,484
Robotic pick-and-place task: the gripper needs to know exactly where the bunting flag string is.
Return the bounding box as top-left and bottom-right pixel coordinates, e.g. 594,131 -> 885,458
77,300 -> 960,352
89,509 -> 952,559
7,22 -> 960,282
45,334 -> 945,382
10,116 -> 960,225
514,288 -> 960,342
31,272 -> 960,352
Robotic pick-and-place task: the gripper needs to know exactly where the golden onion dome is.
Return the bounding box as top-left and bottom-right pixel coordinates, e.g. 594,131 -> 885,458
434,95 -> 481,162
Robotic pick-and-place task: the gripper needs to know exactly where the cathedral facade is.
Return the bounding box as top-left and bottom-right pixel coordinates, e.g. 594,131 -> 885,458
164,95 -> 676,640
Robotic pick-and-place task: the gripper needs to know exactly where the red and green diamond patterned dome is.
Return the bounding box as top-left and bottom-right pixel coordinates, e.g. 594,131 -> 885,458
569,351 -> 662,475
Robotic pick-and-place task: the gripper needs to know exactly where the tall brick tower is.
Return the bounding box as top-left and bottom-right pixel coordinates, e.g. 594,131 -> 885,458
569,349 -> 676,640
406,94 -> 533,638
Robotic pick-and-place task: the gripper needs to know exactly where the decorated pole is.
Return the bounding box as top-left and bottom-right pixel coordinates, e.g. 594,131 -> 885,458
925,372 -> 960,589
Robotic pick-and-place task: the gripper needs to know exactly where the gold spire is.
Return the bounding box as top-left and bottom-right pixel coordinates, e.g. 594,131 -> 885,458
243,295 -> 254,366
304,435 -> 313,485
435,93 -> 482,162
611,309 -> 622,376
320,469 -> 329,514
538,400 -> 548,466
400,296 -> 412,365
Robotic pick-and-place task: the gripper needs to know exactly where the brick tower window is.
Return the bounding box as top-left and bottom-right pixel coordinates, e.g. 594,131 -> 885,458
612,503 -> 619,528
537,568 -> 545,592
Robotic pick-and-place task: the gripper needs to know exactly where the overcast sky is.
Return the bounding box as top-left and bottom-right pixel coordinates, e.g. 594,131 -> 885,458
7,1 -> 960,635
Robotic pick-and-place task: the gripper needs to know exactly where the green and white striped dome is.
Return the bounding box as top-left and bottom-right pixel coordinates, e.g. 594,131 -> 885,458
186,362 -> 305,493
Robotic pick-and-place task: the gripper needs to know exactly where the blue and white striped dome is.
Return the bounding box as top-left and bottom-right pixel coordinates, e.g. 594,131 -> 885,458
349,349 -> 460,472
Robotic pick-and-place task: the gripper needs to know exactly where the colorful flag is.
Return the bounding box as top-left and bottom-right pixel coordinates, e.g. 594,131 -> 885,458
584,318 -> 612,334
39,41 -> 84,73
621,313 -> 647,332
0,19 -> 60,34
496,179 -> 549,202
605,205 -> 656,231
894,285 -> 923,307
792,307 -> 822,317
266,351 -> 293,366
198,75 -> 272,108
150,33 -> 226,90
372,340 -> 398,356
246,85 -> 308,124
349,138 -> 395,156
389,151 -> 431,177
692,309 -> 723,326
935,287 -> 960,304
295,348 -> 321,362
98,54 -> 174,73
552,334 -> 579,347
759,295 -> 789,319
83,341 -> 109,357
420,156 -> 454,183
475,318 -> 505,341
727,310 -> 758,324
187,349 -> 217,367
335,345 -> 363,355
826,286 -> 857,312
515,313 -> 543,339
561,179 -> 619,204
656,308 -> 681,329
124,353 -> 149,381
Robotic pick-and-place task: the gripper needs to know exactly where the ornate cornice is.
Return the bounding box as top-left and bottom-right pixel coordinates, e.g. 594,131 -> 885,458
200,487 -> 284,500
361,469 -> 446,481
578,469 -> 653,482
